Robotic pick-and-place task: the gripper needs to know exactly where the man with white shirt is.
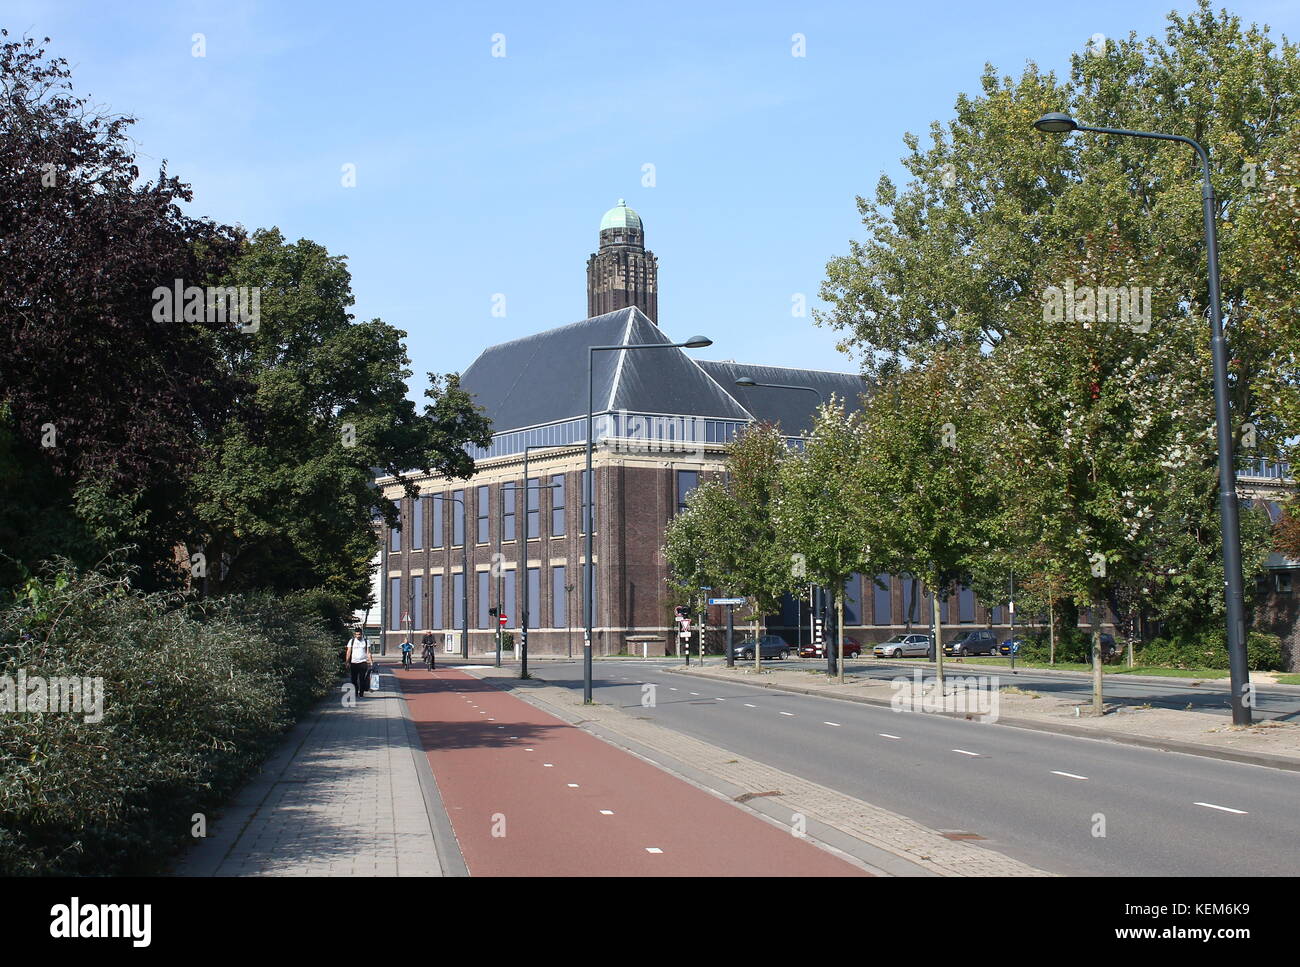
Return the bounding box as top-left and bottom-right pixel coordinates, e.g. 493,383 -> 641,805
347,629 -> 372,698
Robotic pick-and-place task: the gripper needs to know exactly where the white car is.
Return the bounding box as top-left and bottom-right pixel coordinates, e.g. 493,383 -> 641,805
873,634 -> 933,658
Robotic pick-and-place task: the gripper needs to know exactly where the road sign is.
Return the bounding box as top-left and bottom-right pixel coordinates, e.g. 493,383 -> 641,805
709,597 -> 745,606
499,615 -> 508,625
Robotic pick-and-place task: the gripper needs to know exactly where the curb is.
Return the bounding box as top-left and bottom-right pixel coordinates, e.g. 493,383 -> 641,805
856,658 -> 1300,692
668,667 -> 1300,774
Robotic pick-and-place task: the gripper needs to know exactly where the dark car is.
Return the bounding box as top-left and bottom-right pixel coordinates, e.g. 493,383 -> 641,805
798,636 -> 863,659
729,634 -> 792,660
943,629 -> 999,657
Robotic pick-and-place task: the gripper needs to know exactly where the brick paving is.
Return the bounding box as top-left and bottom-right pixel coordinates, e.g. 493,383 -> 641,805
174,664 -> 451,877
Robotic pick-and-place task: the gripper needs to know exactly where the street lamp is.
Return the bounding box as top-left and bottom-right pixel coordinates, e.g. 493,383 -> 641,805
734,377 -> 835,677
430,493 -> 469,660
584,334 -> 713,703
1033,112 -> 1251,725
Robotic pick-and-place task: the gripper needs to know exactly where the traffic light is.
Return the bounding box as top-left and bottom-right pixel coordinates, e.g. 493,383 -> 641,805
489,607 -> 498,617
675,606 -> 690,620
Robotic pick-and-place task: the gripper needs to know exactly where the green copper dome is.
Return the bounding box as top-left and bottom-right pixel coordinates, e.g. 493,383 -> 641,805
599,198 -> 642,233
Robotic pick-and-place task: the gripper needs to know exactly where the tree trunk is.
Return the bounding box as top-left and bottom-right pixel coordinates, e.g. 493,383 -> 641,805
1091,593 -> 1104,716
836,591 -> 845,685
1048,598 -> 1056,665
932,585 -> 944,689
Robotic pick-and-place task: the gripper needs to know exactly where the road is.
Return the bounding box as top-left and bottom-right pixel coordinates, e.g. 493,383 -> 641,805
531,659 -> 1300,876
395,665 -> 868,876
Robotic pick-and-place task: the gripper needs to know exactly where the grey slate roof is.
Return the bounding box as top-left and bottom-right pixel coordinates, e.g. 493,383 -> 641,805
459,307 -> 870,438
695,360 -> 870,437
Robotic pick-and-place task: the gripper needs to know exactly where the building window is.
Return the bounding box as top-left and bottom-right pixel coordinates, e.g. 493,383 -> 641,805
527,478 -> 540,539
432,574 -> 444,629
503,569 -> 516,627
1276,572 -> 1293,594
389,577 -> 402,631
990,606 -> 1002,625
503,482 -> 516,542
873,574 -> 892,625
527,567 -> 540,625
411,575 -> 424,629
390,505 -> 401,553
842,574 -> 861,625
959,584 -> 976,623
676,469 -> 699,513
552,565 -> 567,627
477,571 -> 490,628
452,491 -> 464,546
453,573 -> 464,628
431,496 -> 443,549
477,486 -> 489,544
551,475 -> 566,536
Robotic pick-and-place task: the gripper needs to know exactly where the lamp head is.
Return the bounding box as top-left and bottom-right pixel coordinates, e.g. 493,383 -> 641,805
681,335 -> 713,349
734,377 -> 758,388
1033,112 -> 1078,134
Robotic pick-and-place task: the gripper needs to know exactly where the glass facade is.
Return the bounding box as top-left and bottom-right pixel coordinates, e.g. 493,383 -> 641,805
527,567 -> 540,625
842,574 -> 861,624
411,497 -> 423,550
463,411 -> 756,461
476,486 -> 489,544
452,491 -> 464,546
453,572 -> 464,628
959,584 -> 976,623
411,576 -> 424,629
431,496 -> 442,548
676,469 -> 699,513
477,571 -> 490,628
390,508 -> 401,552
873,574 -> 892,625
504,570 -> 516,627
432,574 -> 444,629
389,577 -> 401,630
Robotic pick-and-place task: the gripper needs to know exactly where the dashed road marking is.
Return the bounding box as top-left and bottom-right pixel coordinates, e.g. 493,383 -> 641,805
1051,771 -> 1088,780
823,722 -> 841,727
879,733 -> 900,739
744,703 -> 757,708
779,711 -> 794,717
1194,802 -> 1247,814
645,847 -> 663,854
952,749 -> 982,757
567,783 -> 579,788
543,763 -> 554,768
600,810 -> 614,815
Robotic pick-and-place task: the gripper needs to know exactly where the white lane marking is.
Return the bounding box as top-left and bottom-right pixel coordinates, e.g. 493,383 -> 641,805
1051,771 -> 1088,780
716,697 -> 726,701
823,721 -> 841,727
600,810 -> 614,815
744,703 -> 757,708
779,711 -> 794,716
524,748 -> 534,751
543,763 -> 554,768
689,692 -> 700,696
645,847 -> 663,854
567,783 -> 579,788
879,733 -> 901,739
1194,801 -> 1247,814
952,749 -> 982,757
669,687 -> 678,691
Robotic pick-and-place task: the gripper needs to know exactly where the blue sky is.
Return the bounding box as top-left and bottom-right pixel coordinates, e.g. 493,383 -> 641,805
9,0 -> 1299,394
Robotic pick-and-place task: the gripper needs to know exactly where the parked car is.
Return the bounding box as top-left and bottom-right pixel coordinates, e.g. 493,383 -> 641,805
873,633 -> 934,658
798,636 -> 863,659
943,629 -> 1000,656
998,636 -> 1032,656
729,634 -> 792,660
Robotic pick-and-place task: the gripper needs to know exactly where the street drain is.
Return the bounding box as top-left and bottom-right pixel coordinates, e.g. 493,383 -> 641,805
734,791 -> 782,803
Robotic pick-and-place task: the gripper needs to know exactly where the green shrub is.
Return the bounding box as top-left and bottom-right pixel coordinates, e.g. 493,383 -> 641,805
0,562 -> 341,875
1135,630 -> 1283,671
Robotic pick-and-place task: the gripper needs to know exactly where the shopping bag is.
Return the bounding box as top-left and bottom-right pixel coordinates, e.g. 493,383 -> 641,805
368,667 -> 380,692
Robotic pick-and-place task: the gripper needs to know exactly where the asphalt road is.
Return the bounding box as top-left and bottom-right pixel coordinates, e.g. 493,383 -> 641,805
756,656 -> 1300,722
532,659 -> 1300,876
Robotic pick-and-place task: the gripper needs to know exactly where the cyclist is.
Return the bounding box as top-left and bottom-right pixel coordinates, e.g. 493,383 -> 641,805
422,633 -> 436,669
400,637 -> 414,669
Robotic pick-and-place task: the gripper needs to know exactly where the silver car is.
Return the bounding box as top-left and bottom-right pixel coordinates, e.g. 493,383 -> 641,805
873,633 -> 933,658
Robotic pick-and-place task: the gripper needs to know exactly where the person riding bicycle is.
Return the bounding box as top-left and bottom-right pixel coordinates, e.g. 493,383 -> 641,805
421,631 -> 436,669
400,637 -> 414,668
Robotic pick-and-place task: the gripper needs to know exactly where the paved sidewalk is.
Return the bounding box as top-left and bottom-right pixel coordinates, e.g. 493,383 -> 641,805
174,664 -> 462,877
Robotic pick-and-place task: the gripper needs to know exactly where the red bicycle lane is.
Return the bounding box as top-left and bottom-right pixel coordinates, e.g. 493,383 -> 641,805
395,665 -> 869,876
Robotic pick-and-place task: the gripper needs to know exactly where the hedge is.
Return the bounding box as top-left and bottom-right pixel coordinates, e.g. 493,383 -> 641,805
0,563 -> 344,875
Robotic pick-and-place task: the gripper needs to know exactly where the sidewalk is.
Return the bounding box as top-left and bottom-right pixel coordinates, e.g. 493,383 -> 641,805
174,664 -> 463,877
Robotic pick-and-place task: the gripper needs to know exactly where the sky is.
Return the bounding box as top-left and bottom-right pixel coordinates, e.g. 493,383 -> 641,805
8,0 -> 1300,398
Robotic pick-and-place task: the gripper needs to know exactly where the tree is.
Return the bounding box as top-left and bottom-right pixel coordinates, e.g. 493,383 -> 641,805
774,398 -> 876,683
663,478 -> 737,657
188,228 -> 492,608
857,353 -> 1001,686
0,32 -> 242,588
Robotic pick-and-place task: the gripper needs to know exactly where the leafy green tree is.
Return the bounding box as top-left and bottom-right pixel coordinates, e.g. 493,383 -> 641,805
774,398 -> 877,682
189,229 -> 492,608
663,478 -> 737,655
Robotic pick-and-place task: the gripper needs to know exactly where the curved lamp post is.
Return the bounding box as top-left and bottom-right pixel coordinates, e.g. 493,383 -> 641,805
1033,112 -> 1250,725
584,334 -> 713,703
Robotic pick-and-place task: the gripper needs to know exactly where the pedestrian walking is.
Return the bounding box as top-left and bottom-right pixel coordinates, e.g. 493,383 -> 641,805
347,629 -> 371,698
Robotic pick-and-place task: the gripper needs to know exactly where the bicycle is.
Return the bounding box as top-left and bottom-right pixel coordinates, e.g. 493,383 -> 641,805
423,646 -> 436,670
401,648 -> 413,670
